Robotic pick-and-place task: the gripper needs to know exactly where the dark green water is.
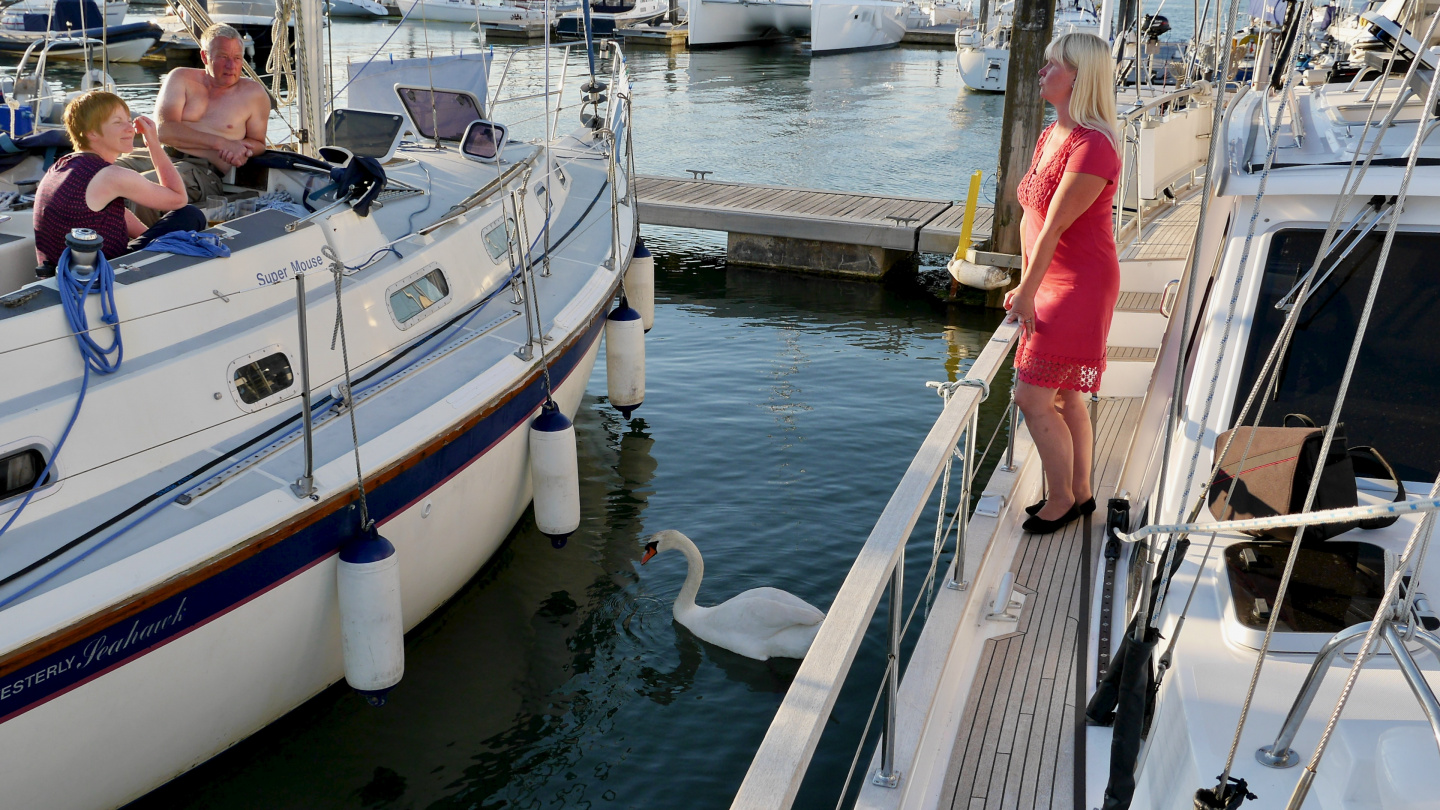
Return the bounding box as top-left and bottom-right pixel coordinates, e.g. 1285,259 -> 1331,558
124,226 -> 1012,809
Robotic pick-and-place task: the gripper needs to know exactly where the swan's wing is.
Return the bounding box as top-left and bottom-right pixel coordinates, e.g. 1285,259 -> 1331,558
710,587 -> 826,636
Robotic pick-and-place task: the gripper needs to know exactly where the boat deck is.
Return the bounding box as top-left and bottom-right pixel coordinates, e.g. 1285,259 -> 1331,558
938,395 -> 1143,810
1119,192 -> 1203,261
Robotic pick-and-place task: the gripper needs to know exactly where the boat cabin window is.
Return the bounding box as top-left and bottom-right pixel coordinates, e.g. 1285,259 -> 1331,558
387,265 -> 450,330
323,109 -> 406,162
396,86 -> 484,142
483,216 -> 515,261
1231,229 -> 1440,482
1,448 -> 48,501
460,120 -> 507,163
233,351 -> 295,406
1225,540 -> 1384,633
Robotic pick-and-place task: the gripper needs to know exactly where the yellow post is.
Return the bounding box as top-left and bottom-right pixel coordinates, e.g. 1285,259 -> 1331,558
953,169 -> 984,263
948,170 -> 984,298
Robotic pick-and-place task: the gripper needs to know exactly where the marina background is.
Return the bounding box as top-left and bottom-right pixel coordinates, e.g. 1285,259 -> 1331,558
0,10 -> 1189,806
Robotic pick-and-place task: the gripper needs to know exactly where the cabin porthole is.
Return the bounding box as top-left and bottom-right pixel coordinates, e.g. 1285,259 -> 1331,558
0,439 -> 60,514
228,345 -> 296,413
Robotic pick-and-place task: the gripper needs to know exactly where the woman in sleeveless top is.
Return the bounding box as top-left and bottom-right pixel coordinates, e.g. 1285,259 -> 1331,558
34,90 -> 205,274
1003,33 -> 1122,534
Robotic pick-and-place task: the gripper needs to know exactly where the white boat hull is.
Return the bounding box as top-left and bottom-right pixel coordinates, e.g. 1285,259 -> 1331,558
957,43 -> 1007,91
810,0 -> 905,53
686,0 -> 810,46
397,0 -> 560,24
0,333 -> 605,810
327,0 -> 388,16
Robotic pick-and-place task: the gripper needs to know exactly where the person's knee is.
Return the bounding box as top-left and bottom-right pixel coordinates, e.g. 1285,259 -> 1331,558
1015,382 -> 1056,413
172,204 -> 206,231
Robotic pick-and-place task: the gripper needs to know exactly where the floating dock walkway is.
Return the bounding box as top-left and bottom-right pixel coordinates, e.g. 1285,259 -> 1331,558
636,174 -> 994,279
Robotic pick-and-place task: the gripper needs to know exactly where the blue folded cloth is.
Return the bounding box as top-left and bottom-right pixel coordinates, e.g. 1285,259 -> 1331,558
139,231 -> 232,258
257,199 -> 308,217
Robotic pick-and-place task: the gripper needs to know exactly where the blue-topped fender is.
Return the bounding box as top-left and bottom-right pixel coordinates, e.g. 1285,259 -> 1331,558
339,523 -> 396,564
532,399 -> 574,434
633,238 -> 651,259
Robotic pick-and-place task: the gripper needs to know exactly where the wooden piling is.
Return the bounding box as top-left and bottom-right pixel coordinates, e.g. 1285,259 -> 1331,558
986,0 -> 1054,307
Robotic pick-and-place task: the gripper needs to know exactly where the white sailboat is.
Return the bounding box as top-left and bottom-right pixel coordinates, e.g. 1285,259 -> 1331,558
0,4 -> 642,807
724,2 -> 1440,809
954,0 -> 1100,91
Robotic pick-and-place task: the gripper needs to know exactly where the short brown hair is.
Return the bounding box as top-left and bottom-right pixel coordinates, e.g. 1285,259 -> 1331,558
201,23 -> 242,52
62,90 -> 128,151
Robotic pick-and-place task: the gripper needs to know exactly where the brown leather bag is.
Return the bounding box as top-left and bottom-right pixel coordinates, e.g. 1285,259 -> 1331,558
1208,416 -> 1404,542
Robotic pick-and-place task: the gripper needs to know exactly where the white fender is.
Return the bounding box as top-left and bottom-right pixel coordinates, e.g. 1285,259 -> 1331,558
529,400 -> 580,547
626,239 -> 655,332
336,527 -> 405,704
606,298 -> 645,418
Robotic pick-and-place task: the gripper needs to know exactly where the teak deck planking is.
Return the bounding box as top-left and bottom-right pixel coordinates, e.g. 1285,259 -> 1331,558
940,396 -> 1144,810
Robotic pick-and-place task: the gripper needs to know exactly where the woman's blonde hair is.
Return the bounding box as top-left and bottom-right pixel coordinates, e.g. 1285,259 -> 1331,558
63,90 -> 129,151
1046,33 -> 1120,153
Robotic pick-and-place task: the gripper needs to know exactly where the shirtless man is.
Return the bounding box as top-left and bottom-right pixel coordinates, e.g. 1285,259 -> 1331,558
117,24 -> 270,222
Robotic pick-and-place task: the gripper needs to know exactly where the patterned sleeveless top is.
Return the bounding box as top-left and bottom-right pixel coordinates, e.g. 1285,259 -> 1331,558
34,152 -> 130,266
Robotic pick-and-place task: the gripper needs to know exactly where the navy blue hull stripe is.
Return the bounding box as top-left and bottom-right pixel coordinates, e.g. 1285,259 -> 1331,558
0,306 -> 609,724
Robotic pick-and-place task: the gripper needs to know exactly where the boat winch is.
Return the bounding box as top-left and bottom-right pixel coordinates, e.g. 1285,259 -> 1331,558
605,296 -> 645,419
529,400 -> 581,548
336,524 -> 405,705
626,238 -> 655,332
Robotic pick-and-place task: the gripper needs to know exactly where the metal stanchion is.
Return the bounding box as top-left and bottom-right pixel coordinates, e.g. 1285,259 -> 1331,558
291,273 -> 317,498
873,550 -> 904,788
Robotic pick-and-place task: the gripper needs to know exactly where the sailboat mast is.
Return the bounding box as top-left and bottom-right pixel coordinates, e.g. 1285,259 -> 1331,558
294,0 -> 326,156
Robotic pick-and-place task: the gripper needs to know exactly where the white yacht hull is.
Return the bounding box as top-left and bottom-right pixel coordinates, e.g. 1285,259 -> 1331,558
957,43 -> 1007,91
810,0 -> 905,53
0,332 -> 605,810
326,0 -> 388,16
397,0 -> 561,24
686,0 -> 810,47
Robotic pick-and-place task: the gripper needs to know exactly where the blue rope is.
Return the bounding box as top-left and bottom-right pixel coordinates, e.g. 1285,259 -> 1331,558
0,247 -> 122,545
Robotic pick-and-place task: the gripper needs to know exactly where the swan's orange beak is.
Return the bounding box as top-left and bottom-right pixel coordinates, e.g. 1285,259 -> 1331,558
640,541 -> 658,564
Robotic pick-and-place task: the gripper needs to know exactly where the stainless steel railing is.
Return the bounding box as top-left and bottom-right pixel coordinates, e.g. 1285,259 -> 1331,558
730,318 -> 1020,810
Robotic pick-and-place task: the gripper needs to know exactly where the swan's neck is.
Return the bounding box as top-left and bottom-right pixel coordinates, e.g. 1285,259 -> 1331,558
673,535 -> 705,613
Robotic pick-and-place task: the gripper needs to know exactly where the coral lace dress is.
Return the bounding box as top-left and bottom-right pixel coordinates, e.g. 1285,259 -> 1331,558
1013,124 -> 1121,393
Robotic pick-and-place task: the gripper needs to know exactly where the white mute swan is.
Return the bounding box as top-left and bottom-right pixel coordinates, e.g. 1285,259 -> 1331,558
640,530 -> 826,661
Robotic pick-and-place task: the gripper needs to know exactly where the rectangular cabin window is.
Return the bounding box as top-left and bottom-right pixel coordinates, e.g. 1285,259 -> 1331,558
234,352 -> 295,405
483,217 -> 515,261
2,448 -> 48,501
1233,229 -> 1440,482
389,267 -> 450,329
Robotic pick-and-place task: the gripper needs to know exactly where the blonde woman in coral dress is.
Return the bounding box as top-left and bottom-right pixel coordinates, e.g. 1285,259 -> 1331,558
1003,32 -> 1121,534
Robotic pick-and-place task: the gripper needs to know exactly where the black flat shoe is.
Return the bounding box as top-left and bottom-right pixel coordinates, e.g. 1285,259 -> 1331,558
1022,505 -> 1082,534
1025,497 -> 1095,516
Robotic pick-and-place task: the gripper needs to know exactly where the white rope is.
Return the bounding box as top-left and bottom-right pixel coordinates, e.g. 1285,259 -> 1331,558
1117,495 -> 1440,544
269,0 -> 298,106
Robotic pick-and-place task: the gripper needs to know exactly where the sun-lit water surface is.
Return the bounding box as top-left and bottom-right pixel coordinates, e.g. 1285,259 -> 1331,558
3,13 -> 1183,808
